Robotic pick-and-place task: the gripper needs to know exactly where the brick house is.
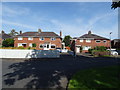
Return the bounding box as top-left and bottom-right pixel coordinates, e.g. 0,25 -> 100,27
71,31 -> 110,53
0,31 -> 13,46
14,30 -> 62,50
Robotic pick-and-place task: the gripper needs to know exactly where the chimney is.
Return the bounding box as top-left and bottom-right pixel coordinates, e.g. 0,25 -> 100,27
38,29 -> 42,33
20,31 -> 22,34
60,30 -> 62,37
88,31 -> 91,35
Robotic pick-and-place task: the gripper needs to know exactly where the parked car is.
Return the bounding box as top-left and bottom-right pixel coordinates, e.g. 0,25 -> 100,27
116,50 -> 120,55
107,49 -> 118,56
56,48 -> 61,53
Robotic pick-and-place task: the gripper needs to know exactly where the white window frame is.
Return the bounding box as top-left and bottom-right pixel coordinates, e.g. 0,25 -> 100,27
18,43 -> 27,47
83,46 -> 91,50
51,37 -> 56,41
86,39 -> 91,43
18,37 -> 23,40
80,39 -> 83,42
96,40 -> 101,43
51,44 -> 56,49
28,37 -> 33,40
39,37 -> 44,41
103,40 -> 107,43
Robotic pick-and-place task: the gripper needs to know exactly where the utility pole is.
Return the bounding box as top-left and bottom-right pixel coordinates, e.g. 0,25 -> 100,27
110,32 -> 112,51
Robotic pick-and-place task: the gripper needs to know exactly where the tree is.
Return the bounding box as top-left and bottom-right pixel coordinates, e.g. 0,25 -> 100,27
63,35 -> 72,47
111,0 -> 120,9
2,38 -> 14,47
9,29 -> 18,36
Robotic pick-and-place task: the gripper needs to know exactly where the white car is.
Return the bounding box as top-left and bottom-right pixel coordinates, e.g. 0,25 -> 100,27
107,49 -> 118,56
61,48 -> 68,53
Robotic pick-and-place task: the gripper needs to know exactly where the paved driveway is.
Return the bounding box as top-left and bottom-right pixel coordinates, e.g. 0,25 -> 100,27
2,54 -> 120,89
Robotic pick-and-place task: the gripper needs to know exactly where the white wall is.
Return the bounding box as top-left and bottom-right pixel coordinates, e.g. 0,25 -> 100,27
0,49 -> 60,58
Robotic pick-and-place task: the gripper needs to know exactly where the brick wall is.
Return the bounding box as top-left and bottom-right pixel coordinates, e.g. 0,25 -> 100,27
76,39 -> 110,48
14,37 -> 62,50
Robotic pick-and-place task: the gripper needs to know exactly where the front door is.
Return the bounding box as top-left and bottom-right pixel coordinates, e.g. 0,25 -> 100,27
76,47 -> 80,53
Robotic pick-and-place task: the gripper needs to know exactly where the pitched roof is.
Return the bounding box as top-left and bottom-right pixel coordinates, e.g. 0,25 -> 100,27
0,33 -> 13,39
75,31 -> 109,40
15,32 -> 61,37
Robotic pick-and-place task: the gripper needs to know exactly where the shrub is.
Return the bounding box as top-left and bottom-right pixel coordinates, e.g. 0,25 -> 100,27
94,46 -> 107,51
32,43 -> 36,47
2,38 -> 14,47
92,51 -> 110,57
88,49 -> 93,54
80,46 -> 83,53
17,46 -> 25,49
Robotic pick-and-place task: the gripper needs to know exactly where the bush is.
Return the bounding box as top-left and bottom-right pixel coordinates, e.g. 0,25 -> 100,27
88,49 -> 93,54
2,38 -> 14,47
94,46 -> 107,51
92,50 -> 110,57
17,46 -> 25,49
80,46 -> 83,53
32,43 -> 36,47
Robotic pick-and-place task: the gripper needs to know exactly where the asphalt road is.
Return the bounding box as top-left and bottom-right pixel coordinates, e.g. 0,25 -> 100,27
2,54 -> 120,89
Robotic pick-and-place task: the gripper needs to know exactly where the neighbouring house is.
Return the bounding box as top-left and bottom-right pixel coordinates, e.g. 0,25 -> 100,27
111,39 -> 120,49
0,31 -> 13,46
14,29 -> 62,50
71,31 -> 110,53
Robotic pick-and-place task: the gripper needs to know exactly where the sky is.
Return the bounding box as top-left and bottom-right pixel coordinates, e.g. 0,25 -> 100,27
1,2 -> 119,39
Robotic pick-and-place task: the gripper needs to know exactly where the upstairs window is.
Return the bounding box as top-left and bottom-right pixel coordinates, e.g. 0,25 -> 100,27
80,39 -> 83,42
28,37 -> 33,40
40,37 -> 44,41
51,37 -> 56,41
103,40 -> 107,43
96,40 -> 101,43
18,37 -> 23,40
86,39 -> 91,43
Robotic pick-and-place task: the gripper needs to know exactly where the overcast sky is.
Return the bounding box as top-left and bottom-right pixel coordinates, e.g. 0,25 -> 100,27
1,2 -> 118,39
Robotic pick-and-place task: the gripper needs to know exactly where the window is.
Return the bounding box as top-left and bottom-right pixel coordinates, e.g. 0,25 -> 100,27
51,45 -> 56,48
28,37 -> 33,40
80,39 -> 83,42
18,37 -> 23,40
96,40 -> 101,43
103,40 -> 107,43
18,43 -> 22,47
29,43 -> 32,47
40,37 -> 44,41
86,39 -> 91,43
83,46 -> 91,50
40,44 -> 44,48
51,37 -> 56,41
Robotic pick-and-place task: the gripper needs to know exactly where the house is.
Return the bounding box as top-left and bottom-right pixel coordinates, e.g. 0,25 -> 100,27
111,39 -> 120,49
70,31 -> 110,53
0,31 -> 13,46
14,30 -> 62,50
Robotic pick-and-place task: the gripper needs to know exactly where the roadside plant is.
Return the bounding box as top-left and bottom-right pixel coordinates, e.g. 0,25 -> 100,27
32,43 -> 36,47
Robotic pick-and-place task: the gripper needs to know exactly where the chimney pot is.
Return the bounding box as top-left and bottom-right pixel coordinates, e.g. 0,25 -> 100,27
38,29 -> 42,33
20,31 -> 22,34
60,30 -> 62,37
88,31 -> 91,35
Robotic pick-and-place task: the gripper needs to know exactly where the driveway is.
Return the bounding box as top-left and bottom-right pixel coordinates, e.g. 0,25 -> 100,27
2,54 -> 120,89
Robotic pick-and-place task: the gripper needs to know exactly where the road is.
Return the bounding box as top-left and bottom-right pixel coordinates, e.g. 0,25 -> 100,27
2,54 -> 120,89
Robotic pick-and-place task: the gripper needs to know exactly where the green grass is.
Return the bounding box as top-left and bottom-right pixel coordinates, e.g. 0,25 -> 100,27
68,66 -> 120,90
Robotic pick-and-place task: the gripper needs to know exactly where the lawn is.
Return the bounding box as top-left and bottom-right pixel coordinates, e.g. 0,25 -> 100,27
68,65 -> 120,89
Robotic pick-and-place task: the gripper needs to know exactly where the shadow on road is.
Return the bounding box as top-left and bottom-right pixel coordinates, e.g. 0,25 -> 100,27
2,54 -> 120,89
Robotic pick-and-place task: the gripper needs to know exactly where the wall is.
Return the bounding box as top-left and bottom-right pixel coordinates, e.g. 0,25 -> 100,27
0,49 -> 60,58
14,37 -> 62,49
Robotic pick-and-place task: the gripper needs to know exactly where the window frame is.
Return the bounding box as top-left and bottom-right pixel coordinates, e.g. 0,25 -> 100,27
28,37 -> 33,40
39,37 -> 44,41
18,37 -> 23,40
96,40 -> 101,43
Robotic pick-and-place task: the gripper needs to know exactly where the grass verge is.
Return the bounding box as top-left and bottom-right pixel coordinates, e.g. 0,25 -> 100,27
68,65 -> 120,89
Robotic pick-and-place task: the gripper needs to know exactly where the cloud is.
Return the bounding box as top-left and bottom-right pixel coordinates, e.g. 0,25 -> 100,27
2,20 -> 37,30
2,5 -> 30,17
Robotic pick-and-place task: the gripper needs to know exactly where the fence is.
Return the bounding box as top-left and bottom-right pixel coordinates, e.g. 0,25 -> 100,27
0,49 -> 60,58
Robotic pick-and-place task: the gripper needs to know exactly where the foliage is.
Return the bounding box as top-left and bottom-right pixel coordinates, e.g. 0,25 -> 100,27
63,35 -> 72,46
8,29 -> 18,36
80,46 -> 83,53
17,46 -> 25,49
32,43 -> 36,47
111,1 -> 120,9
2,38 -> 14,47
94,46 -> 107,51
88,49 -> 93,54
92,50 -> 110,57
68,66 -> 120,89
